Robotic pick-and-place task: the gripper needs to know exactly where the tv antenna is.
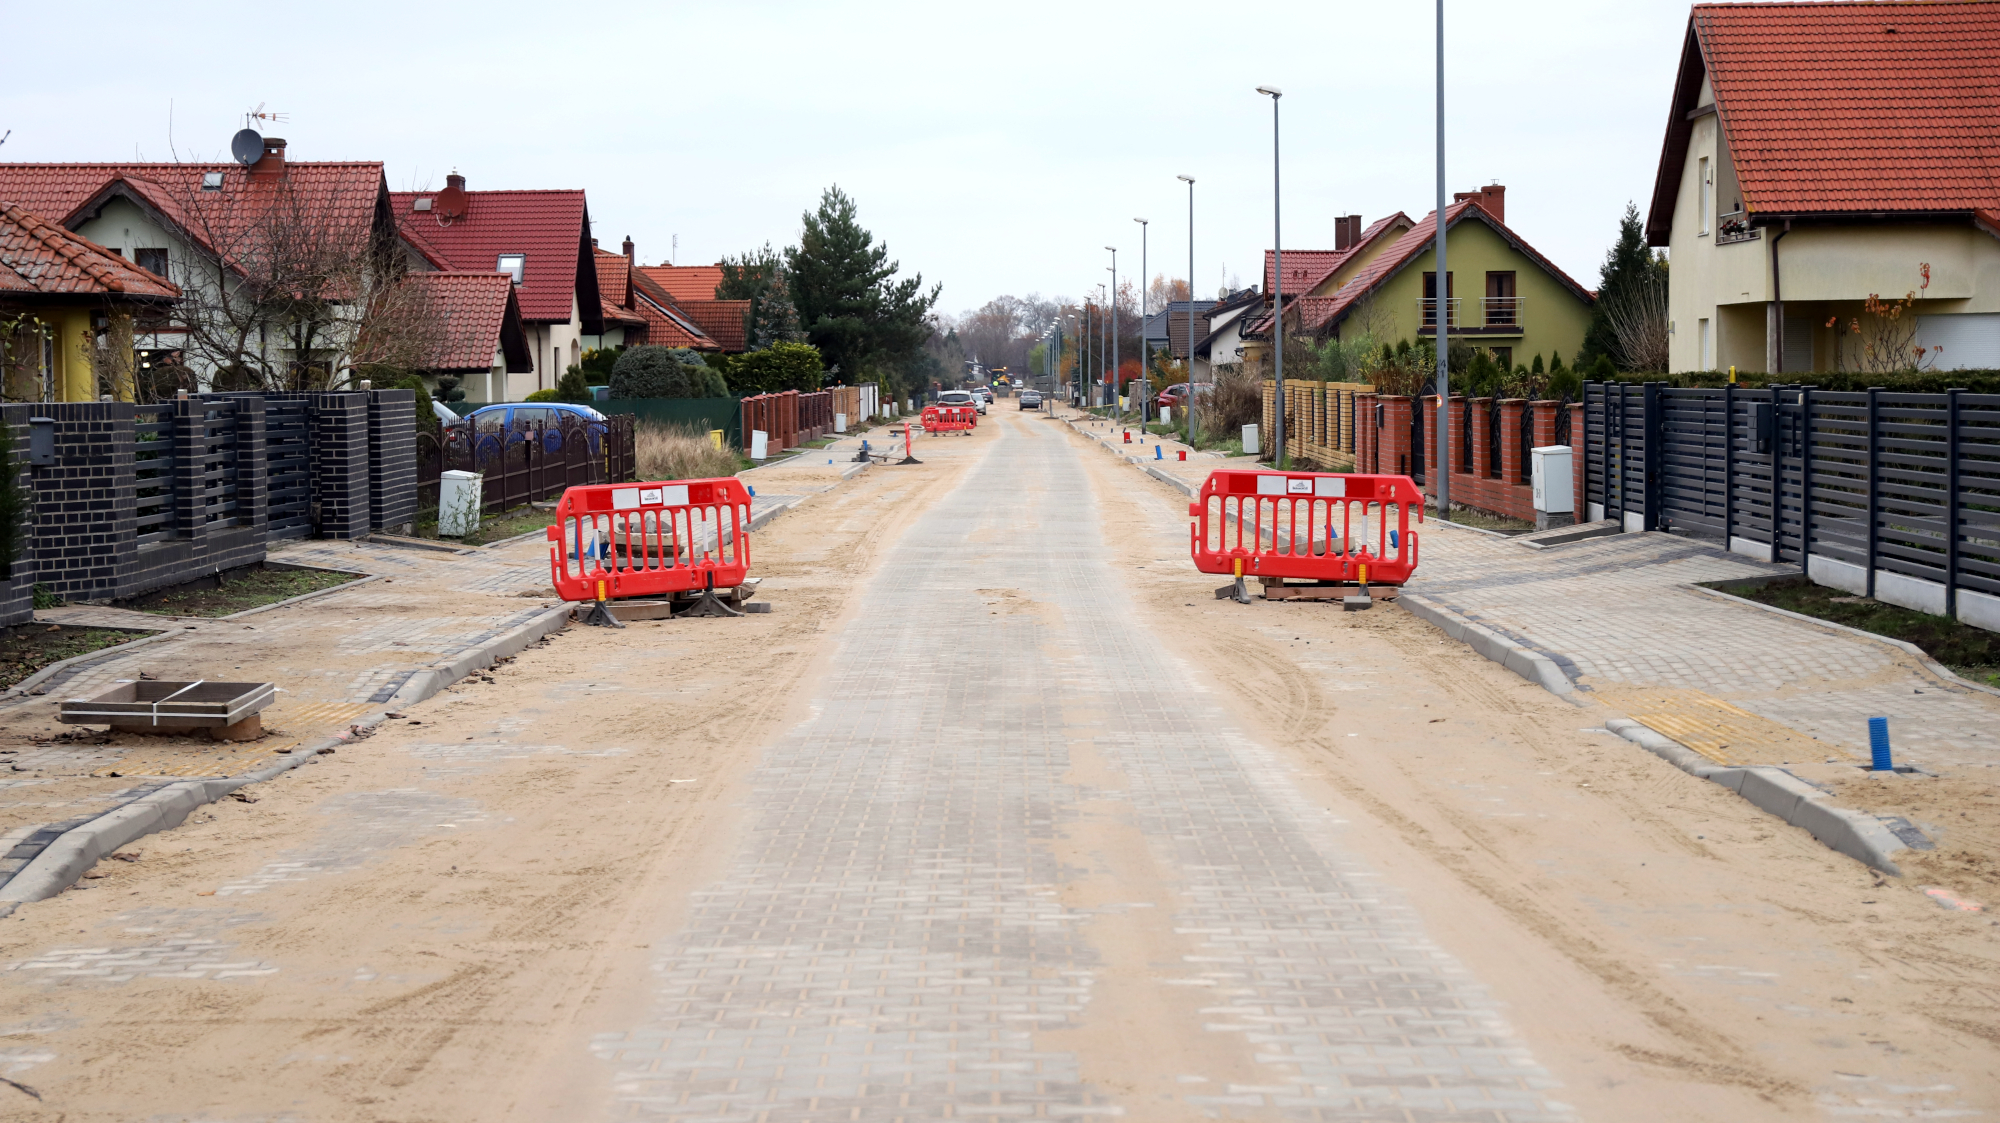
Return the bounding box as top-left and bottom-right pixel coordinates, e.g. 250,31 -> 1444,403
0,130 -> 10,149
243,103 -> 288,128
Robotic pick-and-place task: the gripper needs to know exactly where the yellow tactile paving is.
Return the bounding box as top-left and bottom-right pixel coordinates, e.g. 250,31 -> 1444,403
88,701 -> 377,779
1594,686 -> 1856,766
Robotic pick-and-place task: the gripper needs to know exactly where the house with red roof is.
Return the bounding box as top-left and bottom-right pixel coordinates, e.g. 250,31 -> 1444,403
392,172 -> 604,401
1649,1 -> 2000,374
0,137 -> 397,399
403,272 -> 533,402
1244,187 -> 1594,374
587,238 -> 727,354
637,260 -> 751,354
1,201 -> 180,402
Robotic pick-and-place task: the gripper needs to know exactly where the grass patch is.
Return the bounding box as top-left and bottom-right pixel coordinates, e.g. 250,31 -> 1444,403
638,421 -> 742,480
412,504 -> 556,547
1709,576 -> 2000,684
1,623 -> 154,689
131,565 -> 360,617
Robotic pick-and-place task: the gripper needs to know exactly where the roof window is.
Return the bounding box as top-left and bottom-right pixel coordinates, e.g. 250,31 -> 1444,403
413,197 -> 434,212
497,254 -> 525,284
201,172 -> 225,190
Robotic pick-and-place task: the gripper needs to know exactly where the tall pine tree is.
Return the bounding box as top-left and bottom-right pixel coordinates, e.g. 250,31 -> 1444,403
1582,203 -> 1668,368
786,186 -> 940,387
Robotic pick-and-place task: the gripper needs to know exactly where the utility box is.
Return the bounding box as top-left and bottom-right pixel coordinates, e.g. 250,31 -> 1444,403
438,470 -> 483,537
1242,423 -> 1260,456
1531,445 -> 1575,530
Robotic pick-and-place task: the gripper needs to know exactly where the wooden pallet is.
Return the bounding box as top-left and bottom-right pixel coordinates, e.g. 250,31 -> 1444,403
1259,583 -> 1398,602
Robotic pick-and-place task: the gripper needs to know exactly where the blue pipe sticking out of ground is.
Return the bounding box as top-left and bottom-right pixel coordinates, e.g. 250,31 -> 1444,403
1869,716 -> 1893,771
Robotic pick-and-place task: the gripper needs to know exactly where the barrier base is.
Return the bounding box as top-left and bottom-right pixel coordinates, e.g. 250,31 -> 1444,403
898,454 -> 923,465
1343,595 -> 1374,611
676,588 -> 744,618
1260,582 -> 1398,603
579,601 -> 626,629
1215,577 -> 1254,605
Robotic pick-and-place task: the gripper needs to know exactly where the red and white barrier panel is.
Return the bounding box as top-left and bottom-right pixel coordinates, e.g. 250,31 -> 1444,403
546,478 -> 752,602
1189,469 -> 1421,586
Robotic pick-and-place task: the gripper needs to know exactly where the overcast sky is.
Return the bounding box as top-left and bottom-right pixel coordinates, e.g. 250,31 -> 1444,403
4,0 -> 1692,318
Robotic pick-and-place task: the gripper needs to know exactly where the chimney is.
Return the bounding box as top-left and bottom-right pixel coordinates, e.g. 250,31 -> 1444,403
250,137 -> 287,176
622,236 -> 635,265
446,171 -> 465,191
1453,184 -> 1505,223
1334,214 -> 1362,252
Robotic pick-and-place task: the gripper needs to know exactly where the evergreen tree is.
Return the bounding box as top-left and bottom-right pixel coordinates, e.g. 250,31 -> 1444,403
752,267 -> 807,350
1583,203 -> 1668,367
786,186 -> 941,384
1531,353 -> 1545,376
554,363 -> 594,404
720,243 -> 783,346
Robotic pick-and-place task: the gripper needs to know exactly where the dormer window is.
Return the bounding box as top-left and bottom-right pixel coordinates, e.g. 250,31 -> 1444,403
497,254 -> 525,284
201,172 -> 225,190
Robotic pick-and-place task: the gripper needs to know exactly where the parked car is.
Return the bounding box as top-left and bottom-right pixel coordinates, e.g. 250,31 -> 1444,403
1156,383 -> 1210,412
1019,390 -> 1043,410
462,402 -> 609,458
937,390 -> 977,412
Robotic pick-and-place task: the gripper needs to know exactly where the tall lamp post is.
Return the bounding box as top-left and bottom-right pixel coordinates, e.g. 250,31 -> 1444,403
1134,218 -> 1149,425
1177,174 -> 1196,447
1105,247 -> 1119,418
1433,0 -> 1450,515
1256,85 -> 1285,467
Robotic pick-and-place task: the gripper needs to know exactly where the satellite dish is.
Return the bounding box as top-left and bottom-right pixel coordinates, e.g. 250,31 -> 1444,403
230,128 -> 263,167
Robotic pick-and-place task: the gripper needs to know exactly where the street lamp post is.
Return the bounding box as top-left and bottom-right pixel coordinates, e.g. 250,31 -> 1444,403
1257,86 -> 1285,467
1434,0 -> 1451,515
1134,218 -> 1149,426
1178,175 -> 1196,448
1105,248 -> 1119,419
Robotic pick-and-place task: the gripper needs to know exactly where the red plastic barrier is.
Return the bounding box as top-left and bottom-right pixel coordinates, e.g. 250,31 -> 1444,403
546,478 -> 752,602
921,405 -> 976,433
1189,469 -> 1422,586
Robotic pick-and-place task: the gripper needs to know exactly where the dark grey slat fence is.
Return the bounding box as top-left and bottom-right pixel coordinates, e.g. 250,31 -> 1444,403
1584,380 -> 2000,618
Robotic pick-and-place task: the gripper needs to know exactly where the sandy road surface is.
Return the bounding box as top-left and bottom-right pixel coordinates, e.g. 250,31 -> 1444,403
0,409 -> 1990,1121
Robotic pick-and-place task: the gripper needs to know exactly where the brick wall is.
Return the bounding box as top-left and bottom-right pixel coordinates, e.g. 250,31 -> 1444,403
367,389 -> 417,532
0,409 -> 38,626
307,392 -> 372,540
1355,394 -> 1574,522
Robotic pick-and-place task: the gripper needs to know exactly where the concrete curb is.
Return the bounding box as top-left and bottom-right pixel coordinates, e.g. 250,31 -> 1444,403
1398,592 -> 1575,695
1602,717 -> 1909,875
0,602 -> 576,914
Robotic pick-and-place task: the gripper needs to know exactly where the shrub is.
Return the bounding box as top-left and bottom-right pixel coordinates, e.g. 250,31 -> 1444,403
524,388 -> 560,402
610,346 -> 729,399
729,341 -> 825,394
635,421 -> 742,481
553,363 -> 594,404
1200,362 -> 1262,438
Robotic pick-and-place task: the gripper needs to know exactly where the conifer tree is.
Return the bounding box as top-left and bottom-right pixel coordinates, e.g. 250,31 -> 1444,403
752,268 -> 807,350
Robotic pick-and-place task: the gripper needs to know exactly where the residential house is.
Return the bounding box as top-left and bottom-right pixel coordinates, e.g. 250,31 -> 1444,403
1141,300 -> 1217,379
1238,213 -> 1414,365
392,172 -> 604,401
1247,189 -> 1594,371
1649,2 -> 2000,373
0,138 -> 395,397
587,242 -> 650,351
0,201 -> 180,402
639,260 -> 750,353
405,271 -> 533,403
1192,288 -> 1264,379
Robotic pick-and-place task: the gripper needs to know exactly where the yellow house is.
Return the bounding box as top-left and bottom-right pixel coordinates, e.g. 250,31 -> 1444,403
1245,186 -> 1595,371
1,201 -> 180,402
1650,3 -> 2000,374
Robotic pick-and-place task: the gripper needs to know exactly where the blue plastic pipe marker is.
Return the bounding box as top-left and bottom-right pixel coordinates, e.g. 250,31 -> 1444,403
1869,716 -> 1893,771
1155,445 -> 1163,460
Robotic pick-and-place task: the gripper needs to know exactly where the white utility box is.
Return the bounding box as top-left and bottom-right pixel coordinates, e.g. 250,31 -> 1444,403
750,430 -> 769,461
438,470 -> 482,537
1242,424 -> 1260,456
1531,445 -> 1575,529
835,413 -> 847,434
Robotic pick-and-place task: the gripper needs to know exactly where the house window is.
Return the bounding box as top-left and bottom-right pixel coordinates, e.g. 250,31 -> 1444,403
201,172 -> 225,190
1485,271 -> 1517,325
135,248 -> 168,278
1698,157 -> 1711,236
1422,271 -> 1454,327
497,254 -> 526,284
1699,318 -> 1712,369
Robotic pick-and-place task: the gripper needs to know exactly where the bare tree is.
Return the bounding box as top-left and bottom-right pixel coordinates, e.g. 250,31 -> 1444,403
164,170 -> 436,392
1601,271 -> 1669,373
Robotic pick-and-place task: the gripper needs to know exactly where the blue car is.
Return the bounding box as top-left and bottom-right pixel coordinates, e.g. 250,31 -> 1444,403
462,402 -> 608,459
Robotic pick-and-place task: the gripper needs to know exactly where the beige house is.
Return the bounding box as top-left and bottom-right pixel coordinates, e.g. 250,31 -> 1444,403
1650,2 -> 2000,374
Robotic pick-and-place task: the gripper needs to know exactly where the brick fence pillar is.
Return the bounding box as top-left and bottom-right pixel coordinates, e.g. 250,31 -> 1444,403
1571,401 -> 1587,518
1500,399 -> 1526,484
1470,397 -> 1492,480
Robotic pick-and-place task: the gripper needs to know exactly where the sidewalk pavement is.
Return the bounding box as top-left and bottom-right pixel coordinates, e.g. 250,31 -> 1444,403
1053,406 -> 2000,774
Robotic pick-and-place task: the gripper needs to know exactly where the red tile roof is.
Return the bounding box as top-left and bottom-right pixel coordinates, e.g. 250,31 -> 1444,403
1264,250 -> 1347,300
391,188 -> 597,325
642,263 -> 725,302
594,247 -> 631,306
1251,202 -> 1592,338
627,267 -> 719,351
0,201 -> 181,299
1650,1 -> 2000,242
0,160 -> 388,275
404,271 -> 529,373
677,300 -> 750,352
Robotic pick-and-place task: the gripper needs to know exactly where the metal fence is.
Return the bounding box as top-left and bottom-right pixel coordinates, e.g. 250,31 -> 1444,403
417,414 -> 636,515
1583,380 -> 2000,614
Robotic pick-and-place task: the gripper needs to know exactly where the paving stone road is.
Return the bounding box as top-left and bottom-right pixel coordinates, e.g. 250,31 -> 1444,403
596,417 -> 1572,1121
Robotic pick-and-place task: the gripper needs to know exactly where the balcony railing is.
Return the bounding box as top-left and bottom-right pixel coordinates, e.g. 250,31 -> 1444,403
1421,297 -> 1525,330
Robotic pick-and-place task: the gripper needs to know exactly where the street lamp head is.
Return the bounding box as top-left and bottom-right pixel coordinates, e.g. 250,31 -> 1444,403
1177,174 -> 1195,184
1134,217 -> 1147,225
1105,246 -> 1117,253
1256,85 -> 1283,98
